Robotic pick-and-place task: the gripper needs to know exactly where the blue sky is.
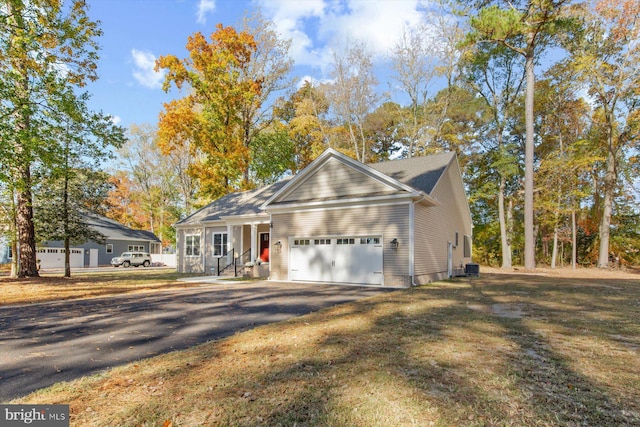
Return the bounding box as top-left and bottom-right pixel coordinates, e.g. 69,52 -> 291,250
84,0 -> 433,128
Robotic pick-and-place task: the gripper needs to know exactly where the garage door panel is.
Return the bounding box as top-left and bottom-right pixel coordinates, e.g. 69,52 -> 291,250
289,236 -> 383,285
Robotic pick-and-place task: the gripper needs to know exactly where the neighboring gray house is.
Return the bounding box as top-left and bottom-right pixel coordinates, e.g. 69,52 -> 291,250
0,236 -> 11,265
38,213 -> 161,268
175,149 -> 473,287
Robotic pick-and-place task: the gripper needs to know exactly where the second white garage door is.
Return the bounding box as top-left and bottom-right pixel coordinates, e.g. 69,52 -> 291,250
289,236 -> 383,285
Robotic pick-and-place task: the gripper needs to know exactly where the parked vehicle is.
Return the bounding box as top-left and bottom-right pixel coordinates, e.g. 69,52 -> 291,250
111,252 -> 152,268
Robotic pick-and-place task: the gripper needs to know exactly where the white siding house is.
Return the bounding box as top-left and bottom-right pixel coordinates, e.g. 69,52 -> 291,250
175,149 -> 473,287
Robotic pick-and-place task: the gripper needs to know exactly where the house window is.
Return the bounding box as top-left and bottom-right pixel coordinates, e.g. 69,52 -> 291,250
455,232 -> 459,248
106,244 -> 113,254
360,237 -> 380,245
314,239 -> 331,245
128,245 -> 145,252
213,233 -> 228,257
293,239 -> 310,245
7,246 -> 12,260
464,235 -> 471,258
185,235 -> 201,256
337,238 -> 355,245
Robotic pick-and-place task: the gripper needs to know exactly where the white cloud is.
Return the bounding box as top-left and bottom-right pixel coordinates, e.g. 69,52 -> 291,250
196,0 -> 216,24
111,115 -> 122,125
257,0 -> 428,68
297,74 -> 333,89
130,49 -> 165,89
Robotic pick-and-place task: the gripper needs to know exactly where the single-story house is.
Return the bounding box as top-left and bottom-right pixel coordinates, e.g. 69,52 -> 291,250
175,148 -> 472,287
176,149 -> 472,287
38,213 -> 162,269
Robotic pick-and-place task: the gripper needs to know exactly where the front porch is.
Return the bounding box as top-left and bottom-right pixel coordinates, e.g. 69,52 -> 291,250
210,221 -> 271,278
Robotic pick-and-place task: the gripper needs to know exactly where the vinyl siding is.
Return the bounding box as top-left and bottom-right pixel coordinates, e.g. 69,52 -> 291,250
280,158 -> 396,203
270,203 -> 411,286
414,160 -> 472,284
204,226 -> 228,273
177,227 -> 204,273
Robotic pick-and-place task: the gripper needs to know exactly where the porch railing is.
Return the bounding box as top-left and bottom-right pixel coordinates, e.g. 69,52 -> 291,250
216,248 -> 236,277
240,248 -> 252,265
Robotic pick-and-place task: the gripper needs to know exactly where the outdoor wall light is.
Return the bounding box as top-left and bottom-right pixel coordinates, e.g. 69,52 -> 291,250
274,240 -> 282,253
390,238 -> 399,250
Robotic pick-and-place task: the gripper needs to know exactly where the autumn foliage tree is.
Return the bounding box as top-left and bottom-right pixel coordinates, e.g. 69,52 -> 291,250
156,24 -> 259,199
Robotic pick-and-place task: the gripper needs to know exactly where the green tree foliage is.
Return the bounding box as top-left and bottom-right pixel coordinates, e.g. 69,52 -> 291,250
0,0 -> 122,277
566,0 -> 640,267
462,41 -> 526,269
534,67 -> 595,268
463,0 -> 579,270
249,124 -> 295,185
34,168 -> 111,277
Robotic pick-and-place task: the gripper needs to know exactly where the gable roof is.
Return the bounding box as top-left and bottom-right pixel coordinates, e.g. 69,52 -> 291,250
178,149 -> 457,226
86,213 -> 160,242
262,149 -> 450,209
175,178 -> 292,226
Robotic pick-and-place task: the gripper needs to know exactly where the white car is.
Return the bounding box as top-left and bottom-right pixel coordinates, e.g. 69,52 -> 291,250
111,252 -> 152,268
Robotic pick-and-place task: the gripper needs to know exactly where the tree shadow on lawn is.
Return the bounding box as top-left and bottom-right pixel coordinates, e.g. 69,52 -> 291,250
26,272 -> 640,426
220,273 -> 640,426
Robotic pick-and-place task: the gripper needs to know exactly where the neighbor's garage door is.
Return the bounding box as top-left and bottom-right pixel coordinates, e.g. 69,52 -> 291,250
289,236 -> 383,285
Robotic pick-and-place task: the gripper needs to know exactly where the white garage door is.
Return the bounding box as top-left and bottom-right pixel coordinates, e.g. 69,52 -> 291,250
36,247 -> 84,269
289,236 -> 383,285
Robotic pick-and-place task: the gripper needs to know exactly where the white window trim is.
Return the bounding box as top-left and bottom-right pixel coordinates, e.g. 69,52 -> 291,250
106,244 -> 113,254
212,232 -> 228,258
185,234 -> 201,257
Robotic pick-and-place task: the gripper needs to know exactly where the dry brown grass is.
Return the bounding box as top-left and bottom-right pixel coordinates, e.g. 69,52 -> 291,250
0,269 -> 207,305
11,267 -> 640,426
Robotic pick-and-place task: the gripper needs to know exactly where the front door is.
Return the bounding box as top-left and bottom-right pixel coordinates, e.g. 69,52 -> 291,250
259,232 -> 270,262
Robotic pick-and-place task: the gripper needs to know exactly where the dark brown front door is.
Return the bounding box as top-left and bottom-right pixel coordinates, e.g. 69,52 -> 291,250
259,233 -> 270,262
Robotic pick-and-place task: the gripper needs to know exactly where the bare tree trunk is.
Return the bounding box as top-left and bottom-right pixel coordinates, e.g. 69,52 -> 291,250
16,174 -> 39,278
523,49 -> 536,270
498,176 -> 512,269
571,210 -> 577,269
598,147 -> 616,268
551,225 -> 558,269
64,237 -> 71,278
10,239 -> 18,278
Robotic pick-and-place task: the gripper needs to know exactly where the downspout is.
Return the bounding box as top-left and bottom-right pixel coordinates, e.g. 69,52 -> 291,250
410,200 -> 417,287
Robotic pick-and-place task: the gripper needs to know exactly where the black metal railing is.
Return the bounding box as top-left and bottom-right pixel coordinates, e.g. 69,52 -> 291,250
216,248 -> 236,277
240,248 -> 252,265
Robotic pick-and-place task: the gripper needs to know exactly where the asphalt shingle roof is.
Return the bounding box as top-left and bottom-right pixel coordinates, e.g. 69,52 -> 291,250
177,152 -> 454,226
369,152 -> 454,195
176,178 -> 292,225
86,213 -> 160,242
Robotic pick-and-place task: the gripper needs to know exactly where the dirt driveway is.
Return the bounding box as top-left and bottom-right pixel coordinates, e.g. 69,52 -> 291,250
0,281 -> 392,402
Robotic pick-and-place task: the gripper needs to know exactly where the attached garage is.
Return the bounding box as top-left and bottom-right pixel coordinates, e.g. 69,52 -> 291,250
289,236 -> 383,285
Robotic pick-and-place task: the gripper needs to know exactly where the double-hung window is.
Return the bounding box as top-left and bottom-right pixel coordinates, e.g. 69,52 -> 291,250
213,232 -> 228,257
185,234 -> 201,256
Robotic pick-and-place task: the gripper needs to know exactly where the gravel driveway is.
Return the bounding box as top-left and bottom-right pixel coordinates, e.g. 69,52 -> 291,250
0,281 -> 392,402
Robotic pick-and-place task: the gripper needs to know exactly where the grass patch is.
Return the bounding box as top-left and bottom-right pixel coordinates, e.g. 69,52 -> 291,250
0,269 -> 210,305
10,268 -> 640,426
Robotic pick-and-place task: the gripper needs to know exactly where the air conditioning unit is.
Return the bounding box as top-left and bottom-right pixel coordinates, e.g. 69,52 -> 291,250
465,263 -> 480,276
